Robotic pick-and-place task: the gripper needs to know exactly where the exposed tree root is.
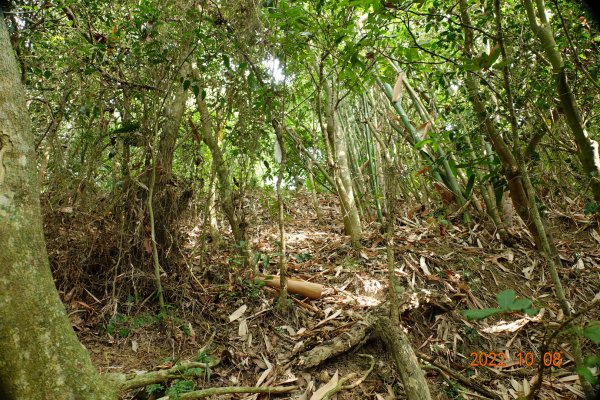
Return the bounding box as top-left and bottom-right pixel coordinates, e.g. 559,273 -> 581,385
373,315 -> 432,400
320,354 -> 375,400
298,320 -> 371,368
298,309 -> 432,400
110,357 -> 297,399
297,304 -> 500,400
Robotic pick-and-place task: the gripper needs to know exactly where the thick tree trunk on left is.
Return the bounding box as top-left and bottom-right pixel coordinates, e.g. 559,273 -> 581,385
0,11 -> 115,399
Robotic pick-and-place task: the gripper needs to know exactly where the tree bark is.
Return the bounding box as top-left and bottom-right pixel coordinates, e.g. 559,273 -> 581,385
0,12 -> 115,399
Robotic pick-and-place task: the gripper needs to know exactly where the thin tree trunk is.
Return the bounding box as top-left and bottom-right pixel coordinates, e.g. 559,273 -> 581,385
323,77 -> 363,247
273,120 -> 288,308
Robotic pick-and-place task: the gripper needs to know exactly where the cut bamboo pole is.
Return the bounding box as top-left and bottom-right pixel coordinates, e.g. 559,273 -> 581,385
259,276 -> 323,300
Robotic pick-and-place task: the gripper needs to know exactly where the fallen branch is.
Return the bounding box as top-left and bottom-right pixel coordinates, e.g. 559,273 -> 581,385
298,320 -> 371,367
116,359 -> 220,391
156,385 -> 298,399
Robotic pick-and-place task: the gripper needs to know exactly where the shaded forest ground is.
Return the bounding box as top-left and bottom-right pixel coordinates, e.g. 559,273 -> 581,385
44,191 -> 600,399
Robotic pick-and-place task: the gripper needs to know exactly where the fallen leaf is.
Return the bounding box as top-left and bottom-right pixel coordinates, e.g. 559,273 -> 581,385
229,304 -> 247,322
315,309 -> 342,327
419,256 -> 431,275
238,318 -> 248,337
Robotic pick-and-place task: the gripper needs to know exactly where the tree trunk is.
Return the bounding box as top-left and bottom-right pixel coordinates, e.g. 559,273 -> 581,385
458,0 -> 561,261
0,12 -> 115,399
153,61 -> 191,252
522,0 -> 600,203
323,77 -> 363,247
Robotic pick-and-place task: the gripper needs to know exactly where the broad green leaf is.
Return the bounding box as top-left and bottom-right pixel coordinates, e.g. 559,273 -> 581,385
509,298 -> 532,311
583,322 -> 600,343
524,308 -> 539,316
584,355 -> 600,367
496,290 -> 516,309
414,138 -> 433,150
463,308 -> 502,320
465,173 -> 476,198
575,367 -> 597,385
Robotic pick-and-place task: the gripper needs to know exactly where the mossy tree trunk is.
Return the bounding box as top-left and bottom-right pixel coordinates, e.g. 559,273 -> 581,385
0,11 -> 115,399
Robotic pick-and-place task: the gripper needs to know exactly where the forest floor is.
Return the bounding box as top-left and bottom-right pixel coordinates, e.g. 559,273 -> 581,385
46,191 -> 600,400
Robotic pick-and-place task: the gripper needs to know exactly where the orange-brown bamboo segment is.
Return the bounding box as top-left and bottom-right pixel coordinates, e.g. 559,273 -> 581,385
259,276 -> 323,299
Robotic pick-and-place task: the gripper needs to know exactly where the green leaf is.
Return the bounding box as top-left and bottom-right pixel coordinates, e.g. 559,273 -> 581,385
183,79 -> 191,91
583,201 -> 599,215
414,138 -> 433,150
248,72 -> 257,89
465,173 -> 476,198
509,298 -> 532,311
496,289 -> 516,309
462,308 -> 502,320
584,355 -> 600,367
583,322 -> 600,343
192,85 -> 199,98
222,54 -> 230,69
575,367 -> 597,385
145,383 -> 165,395
524,308 -> 538,316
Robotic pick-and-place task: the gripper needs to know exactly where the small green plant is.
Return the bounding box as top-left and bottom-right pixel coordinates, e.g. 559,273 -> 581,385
165,379 -> 194,399
583,321 -> 600,343
577,352 -> 600,386
254,252 -> 271,269
145,383 -> 164,396
195,350 -> 211,363
583,201 -> 599,215
461,270 -> 481,293
294,252 -> 312,262
462,289 -> 537,320
237,278 -> 264,299
443,381 -> 466,399
106,314 -> 130,337
193,350 -> 214,381
105,313 -> 160,338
